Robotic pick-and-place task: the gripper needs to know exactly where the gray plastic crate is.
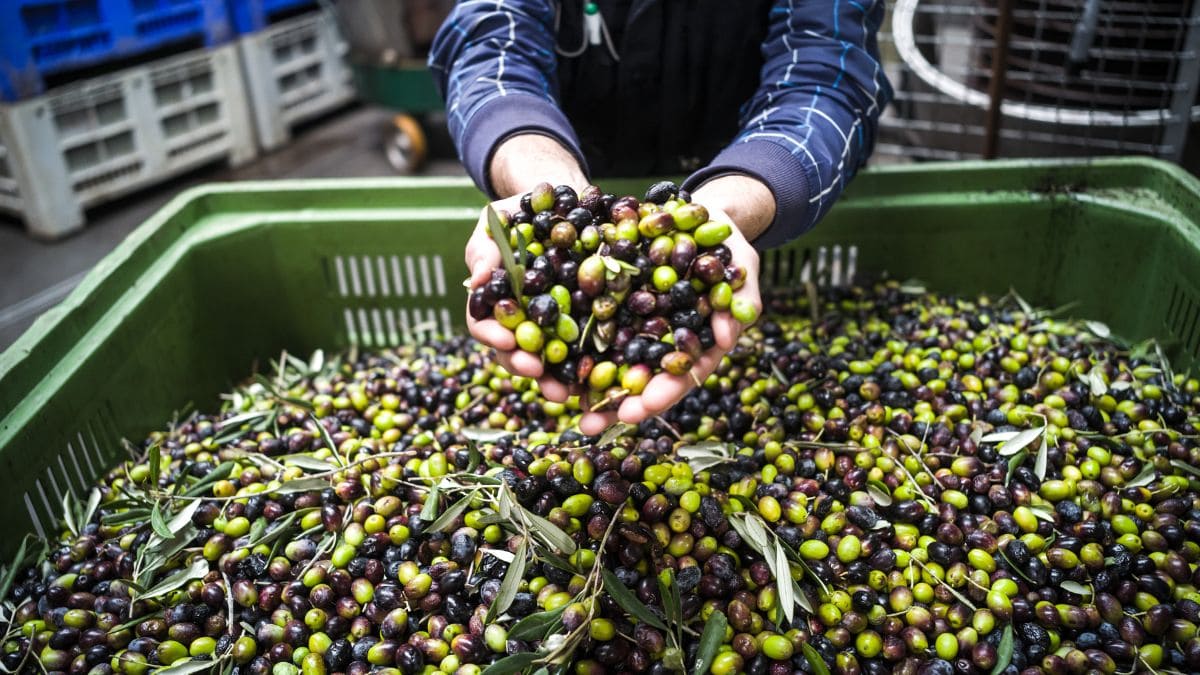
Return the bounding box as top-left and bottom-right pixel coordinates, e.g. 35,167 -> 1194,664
0,44 -> 257,239
238,9 -> 357,152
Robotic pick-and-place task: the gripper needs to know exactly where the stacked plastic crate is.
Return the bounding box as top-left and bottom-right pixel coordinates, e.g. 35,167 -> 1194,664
0,0 -> 256,238
233,0 -> 357,152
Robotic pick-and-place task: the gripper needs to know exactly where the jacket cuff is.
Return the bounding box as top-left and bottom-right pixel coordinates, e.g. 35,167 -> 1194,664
460,95 -> 588,198
682,140 -> 813,250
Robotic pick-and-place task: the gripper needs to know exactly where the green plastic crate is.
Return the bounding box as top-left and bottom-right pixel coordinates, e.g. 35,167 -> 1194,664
2,157 -> 1199,553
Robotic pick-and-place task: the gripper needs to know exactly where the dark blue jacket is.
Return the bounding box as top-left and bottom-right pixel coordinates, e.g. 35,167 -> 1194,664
429,0 -> 892,248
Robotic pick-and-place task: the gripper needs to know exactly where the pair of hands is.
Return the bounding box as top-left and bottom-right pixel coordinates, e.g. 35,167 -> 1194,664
463,193 -> 762,436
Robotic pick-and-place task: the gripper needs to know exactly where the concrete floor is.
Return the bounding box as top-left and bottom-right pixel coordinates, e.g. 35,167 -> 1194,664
0,105 -> 466,350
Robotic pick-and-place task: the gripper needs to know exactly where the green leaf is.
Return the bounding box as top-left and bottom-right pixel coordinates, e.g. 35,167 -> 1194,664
311,414 -> 344,467
988,426 -> 1044,457
597,423 -> 632,447
421,483 -> 440,521
866,480 -> 892,507
462,428 -> 515,444
1060,580 -> 1092,597
148,444 -> 162,486
1126,462 -> 1158,488
1005,450 -> 1027,486
81,488 -> 102,529
150,503 -> 173,538
166,499 -> 203,535
0,536 -> 32,602
1033,435 -> 1048,481
990,624 -> 1014,675
482,652 -> 539,675
271,478 -> 332,495
154,658 -> 221,675
486,206 -> 523,299
247,512 -> 299,549
657,568 -> 683,633
138,558 -> 208,602
801,643 -> 832,675
280,455 -> 333,472
1170,459 -> 1200,479
690,611 -> 727,675
428,494 -> 474,533
467,443 -> 483,473
488,540 -> 527,622
508,605 -> 565,641
184,462 -> 235,497
601,570 -> 668,631
523,510 -> 577,554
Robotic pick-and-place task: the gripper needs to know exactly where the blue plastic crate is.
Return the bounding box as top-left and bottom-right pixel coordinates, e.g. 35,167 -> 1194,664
226,0 -> 317,34
0,0 -> 233,101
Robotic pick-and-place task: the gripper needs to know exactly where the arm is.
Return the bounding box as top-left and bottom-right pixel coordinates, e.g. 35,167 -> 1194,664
428,1 -> 590,197
681,0 -> 893,249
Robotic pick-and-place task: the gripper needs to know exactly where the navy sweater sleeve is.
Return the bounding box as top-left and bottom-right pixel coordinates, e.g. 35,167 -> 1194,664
682,0 -> 893,249
428,0 -> 588,197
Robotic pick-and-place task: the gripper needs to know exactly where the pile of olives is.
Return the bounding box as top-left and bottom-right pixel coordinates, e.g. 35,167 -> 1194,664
467,181 -> 758,408
5,280 -> 1200,675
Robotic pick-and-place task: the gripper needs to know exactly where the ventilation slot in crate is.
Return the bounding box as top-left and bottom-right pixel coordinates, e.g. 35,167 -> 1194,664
327,254 -> 452,346
1165,281 -> 1200,361
23,408 -> 118,539
763,244 -> 858,290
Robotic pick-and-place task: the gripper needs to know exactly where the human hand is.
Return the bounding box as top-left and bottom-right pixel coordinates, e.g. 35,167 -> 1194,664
464,195 -> 551,381
566,204 -> 762,435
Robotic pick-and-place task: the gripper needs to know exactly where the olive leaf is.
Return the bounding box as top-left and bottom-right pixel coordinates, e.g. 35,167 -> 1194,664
601,570 -> 668,631
990,624 -> 1014,675
657,568 -> 684,646
148,443 -> 162,485
80,488 -> 101,531
521,509 -> 577,554
308,349 -> 325,375
774,543 -> 798,624
462,428 -> 515,444
690,611 -> 727,675
310,414 -> 344,467
1034,434 -> 1048,481
508,605 -> 565,641
280,455 -> 333,472
1085,367 -> 1108,398
1005,450 -> 1027,487
183,462 -> 235,496
0,536 -> 41,602
488,540 -> 527,623
677,442 -> 736,473
986,426 -> 1044,457
247,512 -> 298,549
62,491 -> 79,537
166,499 -> 203,534
272,478 -> 333,495
428,494 -> 474,533
1170,459 -> 1200,479
482,652 -> 539,675
1060,581 -> 1092,597
1126,463 -> 1158,488
997,548 -> 1037,586
150,503 -> 173,538
1029,505 -> 1056,523
801,643 -> 832,675
481,548 -> 516,563
466,442 -> 483,473
155,658 -> 222,675
420,483 -> 441,521
486,205 -> 523,299
866,481 -> 893,507
1084,320 -> 1111,339
597,423 -> 632,447
138,558 -> 209,602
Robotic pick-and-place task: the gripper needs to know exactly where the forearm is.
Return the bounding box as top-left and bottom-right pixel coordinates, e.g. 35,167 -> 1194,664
689,175 -> 775,243
489,134 -> 590,198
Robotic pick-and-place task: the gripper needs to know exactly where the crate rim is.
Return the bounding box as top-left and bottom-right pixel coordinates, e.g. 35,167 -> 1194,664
3,155 -> 1198,378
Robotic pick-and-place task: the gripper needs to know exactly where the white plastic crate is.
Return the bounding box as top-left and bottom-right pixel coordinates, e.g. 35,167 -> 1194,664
0,44 -> 256,239
238,9 -> 356,152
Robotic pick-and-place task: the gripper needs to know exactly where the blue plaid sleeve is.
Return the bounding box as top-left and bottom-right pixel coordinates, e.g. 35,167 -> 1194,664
428,0 -> 588,197
682,0 -> 893,249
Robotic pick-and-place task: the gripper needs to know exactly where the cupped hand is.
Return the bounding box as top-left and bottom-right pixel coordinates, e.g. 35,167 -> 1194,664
573,207 -> 762,435
464,196 -> 545,378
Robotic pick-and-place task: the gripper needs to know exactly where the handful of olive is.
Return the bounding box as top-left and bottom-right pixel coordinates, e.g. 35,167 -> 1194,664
467,181 -> 759,410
